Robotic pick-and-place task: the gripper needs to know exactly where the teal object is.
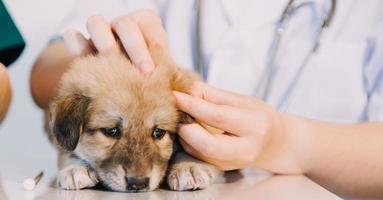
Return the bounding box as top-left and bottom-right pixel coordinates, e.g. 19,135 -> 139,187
0,0 -> 25,66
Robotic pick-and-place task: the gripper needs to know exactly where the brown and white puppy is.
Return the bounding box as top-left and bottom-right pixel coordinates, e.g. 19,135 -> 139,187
48,47 -> 220,192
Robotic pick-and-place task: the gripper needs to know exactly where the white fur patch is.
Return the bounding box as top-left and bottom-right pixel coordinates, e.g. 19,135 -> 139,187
149,165 -> 163,191
57,164 -> 98,190
97,165 -> 126,192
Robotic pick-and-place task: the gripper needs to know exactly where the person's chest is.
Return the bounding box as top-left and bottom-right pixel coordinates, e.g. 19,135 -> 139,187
162,0 -> 382,123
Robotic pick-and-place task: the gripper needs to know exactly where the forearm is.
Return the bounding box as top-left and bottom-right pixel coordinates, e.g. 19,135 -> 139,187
30,42 -> 74,109
286,115 -> 383,197
0,64 -> 11,122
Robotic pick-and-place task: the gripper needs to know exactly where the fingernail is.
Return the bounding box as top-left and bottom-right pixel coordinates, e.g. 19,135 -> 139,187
172,91 -> 187,99
63,30 -> 78,55
177,124 -> 187,134
178,124 -> 195,136
139,61 -> 154,75
179,138 -> 191,151
64,30 -> 91,56
172,91 -> 188,104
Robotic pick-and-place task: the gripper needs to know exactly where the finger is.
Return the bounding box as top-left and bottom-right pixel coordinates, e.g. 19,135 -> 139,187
111,16 -> 155,75
178,138 -> 234,170
174,91 -> 255,135
178,138 -> 207,161
86,15 -> 119,54
128,9 -> 168,49
190,82 -> 266,110
63,29 -> 95,56
180,140 -> 241,171
178,123 -> 248,162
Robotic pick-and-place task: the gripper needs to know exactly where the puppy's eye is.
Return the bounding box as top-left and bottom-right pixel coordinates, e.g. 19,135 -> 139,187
152,128 -> 166,140
100,127 -> 121,138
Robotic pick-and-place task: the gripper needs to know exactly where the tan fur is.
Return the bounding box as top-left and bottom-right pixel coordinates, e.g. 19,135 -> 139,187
48,46 -> 220,192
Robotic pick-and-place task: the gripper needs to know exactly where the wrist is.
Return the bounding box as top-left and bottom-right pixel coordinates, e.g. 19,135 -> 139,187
252,111 -> 312,174
281,113 -> 313,174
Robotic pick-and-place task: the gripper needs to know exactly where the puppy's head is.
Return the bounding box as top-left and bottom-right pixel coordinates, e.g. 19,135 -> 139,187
50,50 -> 196,192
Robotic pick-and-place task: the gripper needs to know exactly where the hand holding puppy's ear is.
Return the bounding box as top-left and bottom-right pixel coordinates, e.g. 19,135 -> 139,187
64,9 -> 168,76
50,94 -> 91,151
173,82 -> 295,172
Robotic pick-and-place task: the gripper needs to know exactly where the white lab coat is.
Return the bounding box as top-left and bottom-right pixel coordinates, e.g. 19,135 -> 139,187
54,0 -> 383,123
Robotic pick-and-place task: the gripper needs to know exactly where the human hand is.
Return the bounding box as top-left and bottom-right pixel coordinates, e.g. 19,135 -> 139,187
63,9 -> 167,75
0,63 -> 11,122
174,82 -> 303,173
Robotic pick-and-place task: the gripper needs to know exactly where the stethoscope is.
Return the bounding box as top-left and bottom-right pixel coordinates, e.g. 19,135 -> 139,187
195,0 -> 336,111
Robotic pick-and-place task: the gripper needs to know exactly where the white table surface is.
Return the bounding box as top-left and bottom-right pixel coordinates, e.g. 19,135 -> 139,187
0,0 -> 345,199
0,169 -> 342,200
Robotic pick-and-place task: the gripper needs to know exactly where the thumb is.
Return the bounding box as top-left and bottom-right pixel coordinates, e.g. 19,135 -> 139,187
177,123 -> 249,162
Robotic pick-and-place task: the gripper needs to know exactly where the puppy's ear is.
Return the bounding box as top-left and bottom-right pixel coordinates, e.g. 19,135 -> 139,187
171,68 -> 199,93
50,94 -> 91,151
170,69 -> 199,124
147,44 -> 199,123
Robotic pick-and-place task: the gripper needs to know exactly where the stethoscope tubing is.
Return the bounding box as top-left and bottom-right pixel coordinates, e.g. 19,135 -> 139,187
195,0 -> 336,111
264,0 -> 336,111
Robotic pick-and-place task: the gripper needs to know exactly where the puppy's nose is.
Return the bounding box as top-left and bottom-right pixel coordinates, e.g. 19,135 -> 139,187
126,177 -> 149,191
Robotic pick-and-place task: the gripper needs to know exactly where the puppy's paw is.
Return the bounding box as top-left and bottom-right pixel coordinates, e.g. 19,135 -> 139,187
57,165 -> 98,190
167,162 -> 218,191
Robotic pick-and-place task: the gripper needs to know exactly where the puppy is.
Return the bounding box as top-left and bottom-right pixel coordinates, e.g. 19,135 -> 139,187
48,46 -> 221,192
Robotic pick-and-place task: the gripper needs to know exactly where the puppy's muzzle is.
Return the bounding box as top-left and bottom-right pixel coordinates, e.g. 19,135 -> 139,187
126,177 -> 150,191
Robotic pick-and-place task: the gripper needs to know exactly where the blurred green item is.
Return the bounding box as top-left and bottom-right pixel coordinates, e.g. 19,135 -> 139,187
0,0 -> 25,66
